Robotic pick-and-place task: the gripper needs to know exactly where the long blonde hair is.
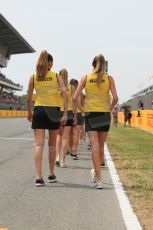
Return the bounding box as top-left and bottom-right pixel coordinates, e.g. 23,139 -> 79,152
36,50 -> 53,81
59,68 -> 68,87
92,54 -> 105,84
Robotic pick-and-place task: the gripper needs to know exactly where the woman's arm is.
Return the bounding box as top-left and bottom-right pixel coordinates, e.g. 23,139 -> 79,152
57,74 -> 68,125
80,93 -> 85,108
109,76 -> 118,111
57,74 -> 68,114
71,84 -> 77,123
73,76 -> 86,112
27,76 -> 34,122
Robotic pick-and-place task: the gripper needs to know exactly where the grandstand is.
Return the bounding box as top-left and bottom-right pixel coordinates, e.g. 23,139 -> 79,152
122,77 -> 153,110
0,13 -> 35,110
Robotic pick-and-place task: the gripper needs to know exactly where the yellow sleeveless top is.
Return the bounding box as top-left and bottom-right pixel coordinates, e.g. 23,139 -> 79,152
60,84 -> 73,111
85,72 -> 110,112
34,71 -> 60,107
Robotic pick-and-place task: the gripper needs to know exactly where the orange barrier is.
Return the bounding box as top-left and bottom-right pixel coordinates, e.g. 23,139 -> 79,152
0,110 -> 27,118
118,110 -> 153,133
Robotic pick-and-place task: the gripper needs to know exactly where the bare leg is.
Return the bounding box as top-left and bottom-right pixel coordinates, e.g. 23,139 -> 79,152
56,127 -> 63,162
34,129 -> 45,179
69,127 -> 73,153
48,129 -> 59,175
98,132 -> 108,166
113,116 -> 115,126
61,126 -> 71,163
72,125 -> 82,154
128,119 -> 131,127
79,125 -> 85,141
88,131 -> 101,181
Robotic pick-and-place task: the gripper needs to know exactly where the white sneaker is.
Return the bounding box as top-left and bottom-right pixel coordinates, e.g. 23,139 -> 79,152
96,181 -> 104,189
60,162 -> 67,168
90,169 -> 96,183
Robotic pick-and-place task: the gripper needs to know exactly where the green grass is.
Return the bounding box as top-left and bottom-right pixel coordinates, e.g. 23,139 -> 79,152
107,123 -> 153,228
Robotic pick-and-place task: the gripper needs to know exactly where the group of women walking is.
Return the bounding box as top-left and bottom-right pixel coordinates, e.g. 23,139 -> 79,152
27,50 -> 118,189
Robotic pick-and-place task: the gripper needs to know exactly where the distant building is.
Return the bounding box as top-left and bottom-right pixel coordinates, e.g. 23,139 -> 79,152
121,78 -> 153,110
0,13 -> 35,110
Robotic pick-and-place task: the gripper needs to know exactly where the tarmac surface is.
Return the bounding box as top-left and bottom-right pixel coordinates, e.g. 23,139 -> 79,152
0,118 -> 126,230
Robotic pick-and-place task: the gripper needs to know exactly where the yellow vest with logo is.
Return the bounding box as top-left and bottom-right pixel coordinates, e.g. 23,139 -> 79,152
85,72 -> 110,112
34,71 -> 60,107
60,84 -> 73,111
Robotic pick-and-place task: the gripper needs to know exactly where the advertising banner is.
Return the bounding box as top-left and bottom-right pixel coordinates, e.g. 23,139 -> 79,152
118,110 -> 153,133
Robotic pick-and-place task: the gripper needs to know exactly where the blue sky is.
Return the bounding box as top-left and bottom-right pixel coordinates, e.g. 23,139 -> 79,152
1,0 -> 153,103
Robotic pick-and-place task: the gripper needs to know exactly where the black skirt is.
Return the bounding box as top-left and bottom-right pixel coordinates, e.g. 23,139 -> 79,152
85,112 -> 111,132
76,113 -> 84,126
32,106 -> 61,130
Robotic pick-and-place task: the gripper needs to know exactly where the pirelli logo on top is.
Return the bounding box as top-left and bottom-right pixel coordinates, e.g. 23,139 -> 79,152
38,77 -> 52,81
90,79 -> 105,83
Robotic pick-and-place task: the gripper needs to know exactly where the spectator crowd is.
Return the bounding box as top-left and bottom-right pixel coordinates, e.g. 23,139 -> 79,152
0,72 -> 26,110
0,91 -> 20,103
0,72 -> 22,88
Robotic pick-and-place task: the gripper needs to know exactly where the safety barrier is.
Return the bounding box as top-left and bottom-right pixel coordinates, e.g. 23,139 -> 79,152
0,110 -> 27,118
1,110 -> 153,133
118,110 -> 153,133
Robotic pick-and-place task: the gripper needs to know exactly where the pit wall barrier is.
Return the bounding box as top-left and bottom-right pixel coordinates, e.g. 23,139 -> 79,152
118,110 -> 153,133
0,110 -> 28,118
1,110 -> 153,133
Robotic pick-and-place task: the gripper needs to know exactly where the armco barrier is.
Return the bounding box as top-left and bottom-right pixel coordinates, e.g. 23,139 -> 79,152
0,110 -> 27,118
118,110 -> 153,133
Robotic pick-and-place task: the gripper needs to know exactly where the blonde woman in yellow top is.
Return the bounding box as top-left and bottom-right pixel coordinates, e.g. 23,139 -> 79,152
69,79 -> 84,160
55,83 -> 65,167
73,54 -> 118,189
27,50 -> 67,186
59,68 -> 75,167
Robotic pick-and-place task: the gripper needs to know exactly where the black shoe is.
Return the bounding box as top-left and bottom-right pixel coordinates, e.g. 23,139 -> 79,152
48,174 -> 57,183
69,152 -> 74,158
101,161 -> 105,167
35,178 -> 45,187
69,152 -> 79,160
87,144 -> 91,151
72,154 -> 79,160
55,161 -> 60,167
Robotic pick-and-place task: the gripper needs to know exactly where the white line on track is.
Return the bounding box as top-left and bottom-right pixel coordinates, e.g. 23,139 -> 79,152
0,137 -> 34,140
105,144 -> 142,230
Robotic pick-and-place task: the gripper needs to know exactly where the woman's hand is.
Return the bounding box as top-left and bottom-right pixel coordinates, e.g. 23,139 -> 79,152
79,106 -> 84,113
73,116 -> 77,125
27,111 -> 32,122
61,114 -> 67,126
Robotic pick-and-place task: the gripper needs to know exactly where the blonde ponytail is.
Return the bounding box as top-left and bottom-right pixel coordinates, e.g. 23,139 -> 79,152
92,54 -> 105,84
36,50 -> 48,81
59,68 -> 68,87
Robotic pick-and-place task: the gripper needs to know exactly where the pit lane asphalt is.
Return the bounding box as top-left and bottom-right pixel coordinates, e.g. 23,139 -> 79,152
0,118 -> 126,230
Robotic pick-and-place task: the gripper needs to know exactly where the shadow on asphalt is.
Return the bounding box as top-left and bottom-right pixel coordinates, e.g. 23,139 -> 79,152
66,165 -> 109,171
78,157 -> 91,161
44,182 -> 115,190
77,153 -> 91,156
67,166 -> 92,170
